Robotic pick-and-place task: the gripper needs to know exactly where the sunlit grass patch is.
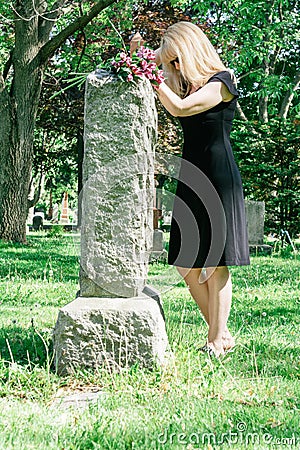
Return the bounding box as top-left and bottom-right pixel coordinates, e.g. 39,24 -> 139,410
0,235 -> 299,449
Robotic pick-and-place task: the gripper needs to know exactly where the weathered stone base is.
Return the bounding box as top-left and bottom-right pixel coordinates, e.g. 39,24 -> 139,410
53,292 -> 168,375
150,249 -> 168,263
249,244 -> 272,255
150,229 -> 168,262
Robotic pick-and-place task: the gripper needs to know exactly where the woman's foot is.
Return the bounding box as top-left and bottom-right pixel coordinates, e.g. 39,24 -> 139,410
222,330 -> 235,352
200,341 -> 224,358
197,330 -> 235,356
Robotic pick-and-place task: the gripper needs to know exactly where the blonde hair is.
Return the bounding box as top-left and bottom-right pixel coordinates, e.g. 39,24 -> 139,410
159,21 -> 227,97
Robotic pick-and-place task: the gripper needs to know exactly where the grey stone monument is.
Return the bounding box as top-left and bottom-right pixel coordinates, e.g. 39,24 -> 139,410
245,200 -> 272,254
150,229 -> 168,262
53,70 -> 169,374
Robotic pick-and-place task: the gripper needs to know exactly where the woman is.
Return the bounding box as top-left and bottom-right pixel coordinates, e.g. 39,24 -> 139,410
154,22 -> 250,357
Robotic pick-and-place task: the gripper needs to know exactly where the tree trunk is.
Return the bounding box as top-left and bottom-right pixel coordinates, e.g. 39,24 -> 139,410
0,67 -> 43,242
0,2 -> 45,243
0,0 -> 116,242
258,60 -> 269,123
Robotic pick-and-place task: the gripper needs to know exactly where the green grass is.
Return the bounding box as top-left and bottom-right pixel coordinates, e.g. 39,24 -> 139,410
0,233 -> 299,449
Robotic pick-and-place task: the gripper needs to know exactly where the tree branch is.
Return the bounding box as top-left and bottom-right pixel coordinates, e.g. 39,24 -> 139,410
236,102 -> 248,121
28,169 -> 44,208
38,0 -> 66,44
279,71 -> 300,119
0,75 -> 5,93
258,59 -> 269,123
3,50 -> 14,80
36,0 -> 116,67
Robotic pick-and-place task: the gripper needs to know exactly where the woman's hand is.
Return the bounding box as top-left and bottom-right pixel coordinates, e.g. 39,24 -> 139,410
130,32 -> 144,56
154,48 -> 162,66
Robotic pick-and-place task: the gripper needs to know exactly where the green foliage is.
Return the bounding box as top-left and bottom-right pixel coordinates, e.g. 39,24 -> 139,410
232,118 -> 300,234
47,225 -> 65,237
184,0 -> 300,113
1,1 -> 299,236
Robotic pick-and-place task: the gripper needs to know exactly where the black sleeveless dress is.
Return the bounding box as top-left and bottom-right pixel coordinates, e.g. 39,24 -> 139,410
168,70 -> 250,268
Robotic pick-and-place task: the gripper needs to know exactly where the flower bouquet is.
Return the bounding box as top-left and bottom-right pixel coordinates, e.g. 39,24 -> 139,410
111,46 -> 165,86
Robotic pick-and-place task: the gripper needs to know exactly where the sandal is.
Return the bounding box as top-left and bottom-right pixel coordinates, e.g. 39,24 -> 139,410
199,344 -> 218,358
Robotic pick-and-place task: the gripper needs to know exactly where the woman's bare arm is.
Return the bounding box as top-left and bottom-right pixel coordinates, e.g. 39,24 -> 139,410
155,82 -> 233,117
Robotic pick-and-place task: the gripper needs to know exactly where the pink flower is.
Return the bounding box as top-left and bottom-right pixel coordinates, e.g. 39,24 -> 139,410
131,65 -> 143,76
111,47 -> 164,85
151,70 -> 165,85
148,62 -> 157,71
140,59 -> 148,70
144,68 -> 152,77
136,47 -> 146,58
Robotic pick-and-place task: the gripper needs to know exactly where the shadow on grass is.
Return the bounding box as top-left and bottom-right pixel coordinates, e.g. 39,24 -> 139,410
0,325 -> 52,368
0,250 -> 79,282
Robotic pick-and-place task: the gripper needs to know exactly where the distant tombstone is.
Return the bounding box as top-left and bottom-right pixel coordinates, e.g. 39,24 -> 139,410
32,215 -> 43,231
34,210 -> 45,220
245,200 -> 272,254
150,229 -> 167,262
161,211 -> 172,232
48,191 -> 53,220
60,192 -> 69,224
153,208 -> 160,229
245,200 -> 264,245
52,203 -> 59,223
27,207 -> 34,227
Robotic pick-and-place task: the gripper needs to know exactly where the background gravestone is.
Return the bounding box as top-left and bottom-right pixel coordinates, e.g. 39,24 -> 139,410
51,203 -> 59,223
53,71 -> 169,374
245,200 -> 272,254
60,192 -> 69,224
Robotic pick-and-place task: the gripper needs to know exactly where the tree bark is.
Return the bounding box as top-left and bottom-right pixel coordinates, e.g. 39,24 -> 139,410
0,1 -> 48,242
279,71 -> 300,119
0,0 -> 116,242
258,60 -> 269,123
236,102 -> 248,121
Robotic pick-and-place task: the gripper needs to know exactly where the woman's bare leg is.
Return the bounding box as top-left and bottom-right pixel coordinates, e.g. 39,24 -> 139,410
176,267 -> 209,323
176,267 -> 235,352
206,266 -> 232,356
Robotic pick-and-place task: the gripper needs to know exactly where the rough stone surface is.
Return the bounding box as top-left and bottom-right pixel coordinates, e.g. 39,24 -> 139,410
53,295 -> 168,375
152,229 -> 164,251
245,200 -> 265,245
150,229 -> 168,262
51,389 -> 104,410
249,244 -> 272,255
80,70 -> 157,298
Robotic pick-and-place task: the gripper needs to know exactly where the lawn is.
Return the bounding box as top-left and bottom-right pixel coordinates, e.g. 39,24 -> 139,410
0,233 -> 299,449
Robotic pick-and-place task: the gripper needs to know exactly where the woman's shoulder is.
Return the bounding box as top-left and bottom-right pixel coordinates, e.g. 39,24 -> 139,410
207,70 -> 238,97
208,70 -> 234,82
